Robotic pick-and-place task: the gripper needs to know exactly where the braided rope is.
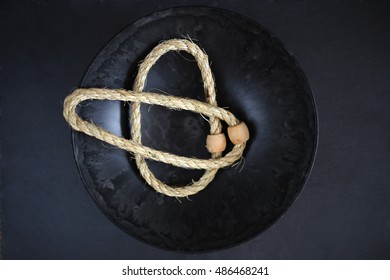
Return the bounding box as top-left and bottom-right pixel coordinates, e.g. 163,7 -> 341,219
63,39 -> 249,197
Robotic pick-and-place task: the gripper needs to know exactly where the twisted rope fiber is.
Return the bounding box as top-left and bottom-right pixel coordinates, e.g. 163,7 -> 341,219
63,39 -> 248,197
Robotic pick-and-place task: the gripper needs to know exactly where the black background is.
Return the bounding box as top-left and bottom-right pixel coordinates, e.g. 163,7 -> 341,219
1,0 -> 389,259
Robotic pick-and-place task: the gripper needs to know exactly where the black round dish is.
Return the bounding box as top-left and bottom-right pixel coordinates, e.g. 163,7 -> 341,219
73,7 -> 317,252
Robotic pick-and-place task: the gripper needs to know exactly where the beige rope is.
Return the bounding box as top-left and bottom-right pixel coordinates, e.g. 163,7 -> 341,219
63,39 -> 249,197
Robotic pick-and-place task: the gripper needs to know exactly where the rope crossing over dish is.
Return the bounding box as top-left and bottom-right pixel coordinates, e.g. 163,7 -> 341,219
63,39 -> 250,197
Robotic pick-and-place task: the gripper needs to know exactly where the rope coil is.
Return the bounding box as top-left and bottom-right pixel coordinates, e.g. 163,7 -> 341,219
63,39 -> 249,197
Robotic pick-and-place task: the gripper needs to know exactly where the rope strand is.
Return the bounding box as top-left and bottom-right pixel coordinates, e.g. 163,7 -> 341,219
63,39 -> 249,197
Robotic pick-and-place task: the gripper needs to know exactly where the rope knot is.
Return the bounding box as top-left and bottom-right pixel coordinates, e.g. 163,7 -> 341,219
63,39 -> 250,197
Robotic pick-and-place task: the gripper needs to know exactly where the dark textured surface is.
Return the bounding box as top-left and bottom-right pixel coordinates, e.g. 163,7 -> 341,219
1,0 -> 390,259
74,7 -> 316,252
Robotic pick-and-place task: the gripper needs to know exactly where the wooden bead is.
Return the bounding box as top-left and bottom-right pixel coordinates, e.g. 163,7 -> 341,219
228,122 -> 250,144
206,133 -> 227,153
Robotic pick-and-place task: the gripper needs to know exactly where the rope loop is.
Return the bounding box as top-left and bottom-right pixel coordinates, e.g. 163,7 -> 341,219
63,39 -> 249,197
